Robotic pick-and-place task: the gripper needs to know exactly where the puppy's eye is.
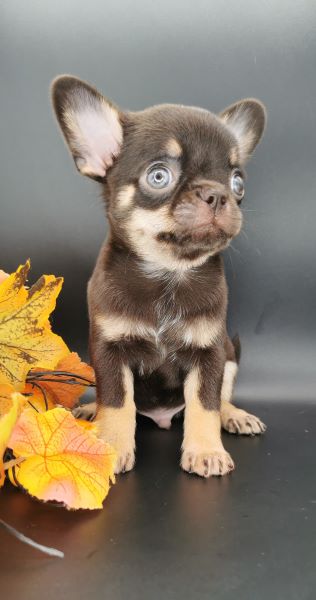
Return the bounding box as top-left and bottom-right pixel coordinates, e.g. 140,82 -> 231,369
230,169 -> 245,202
146,166 -> 172,189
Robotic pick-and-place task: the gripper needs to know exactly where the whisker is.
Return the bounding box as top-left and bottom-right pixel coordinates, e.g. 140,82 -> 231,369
229,243 -> 242,257
226,248 -> 236,280
239,229 -> 250,243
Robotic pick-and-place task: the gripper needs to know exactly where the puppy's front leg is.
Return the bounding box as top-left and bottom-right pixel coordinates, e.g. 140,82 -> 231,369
181,348 -> 234,477
92,337 -> 136,474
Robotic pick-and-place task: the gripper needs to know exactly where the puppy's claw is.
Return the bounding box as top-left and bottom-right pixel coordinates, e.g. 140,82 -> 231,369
181,449 -> 235,478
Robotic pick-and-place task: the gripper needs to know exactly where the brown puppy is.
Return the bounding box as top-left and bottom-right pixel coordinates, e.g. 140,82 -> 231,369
51,76 -> 267,477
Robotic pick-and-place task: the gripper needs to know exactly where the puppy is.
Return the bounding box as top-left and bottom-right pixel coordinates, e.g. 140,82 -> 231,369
51,75 -> 267,477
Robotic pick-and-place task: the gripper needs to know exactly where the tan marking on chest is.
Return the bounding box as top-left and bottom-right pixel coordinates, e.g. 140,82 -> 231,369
181,316 -> 222,348
96,314 -> 157,342
97,311 -> 221,349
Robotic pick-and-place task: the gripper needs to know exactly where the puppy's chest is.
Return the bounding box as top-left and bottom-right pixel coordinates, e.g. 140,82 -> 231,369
127,302 -> 188,354
134,304 -> 190,374
142,294 -> 221,352
97,275 -> 224,364
132,298 -> 221,377
153,299 -> 185,345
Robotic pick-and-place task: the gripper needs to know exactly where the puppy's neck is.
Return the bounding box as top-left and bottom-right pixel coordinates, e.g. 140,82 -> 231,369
138,253 -> 212,280
109,228 -> 215,276
107,233 -> 222,289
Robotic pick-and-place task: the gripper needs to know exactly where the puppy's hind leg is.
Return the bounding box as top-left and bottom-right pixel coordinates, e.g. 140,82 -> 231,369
220,336 -> 266,435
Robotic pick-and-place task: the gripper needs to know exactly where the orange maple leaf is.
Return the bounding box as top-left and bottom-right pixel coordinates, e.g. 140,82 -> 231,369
9,407 -> 116,509
0,260 -> 69,390
22,384 -> 55,412
26,352 -> 95,410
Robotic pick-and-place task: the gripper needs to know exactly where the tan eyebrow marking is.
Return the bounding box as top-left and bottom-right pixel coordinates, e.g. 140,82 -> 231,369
229,146 -> 239,166
165,138 -> 182,158
116,184 -> 135,210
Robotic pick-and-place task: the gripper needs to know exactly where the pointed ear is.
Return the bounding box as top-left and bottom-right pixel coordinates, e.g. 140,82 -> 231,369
51,75 -> 123,179
219,98 -> 266,164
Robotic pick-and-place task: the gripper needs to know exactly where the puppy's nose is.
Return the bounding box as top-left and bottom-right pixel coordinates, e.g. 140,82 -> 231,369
196,186 -> 227,209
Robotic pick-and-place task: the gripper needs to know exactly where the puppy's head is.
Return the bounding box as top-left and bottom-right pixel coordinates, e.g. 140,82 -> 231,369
52,76 -> 266,271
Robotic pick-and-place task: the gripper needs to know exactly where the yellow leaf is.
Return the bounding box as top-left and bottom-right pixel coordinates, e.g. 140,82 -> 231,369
0,261 -> 69,390
0,385 -> 25,487
0,270 -> 9,284
9,407 -> 116,509
76,418 -> 98,434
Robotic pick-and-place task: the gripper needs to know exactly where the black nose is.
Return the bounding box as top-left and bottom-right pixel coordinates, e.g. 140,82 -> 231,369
196,186 -> 228,209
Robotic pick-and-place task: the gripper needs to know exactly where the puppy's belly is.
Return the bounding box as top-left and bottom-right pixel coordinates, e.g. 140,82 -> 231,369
133,358 -> 185,428
137,404 -> 185,429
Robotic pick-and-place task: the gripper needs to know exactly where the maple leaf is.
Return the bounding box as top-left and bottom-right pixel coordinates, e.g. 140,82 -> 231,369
9,407 -> 116,510
26,352 -> 95,410
22,384 -> 55,412
0,261 -> 69,390
0,384 -> 25,487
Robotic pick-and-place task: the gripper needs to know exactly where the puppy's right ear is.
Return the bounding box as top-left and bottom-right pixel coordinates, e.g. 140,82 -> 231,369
51,75 -> 123,179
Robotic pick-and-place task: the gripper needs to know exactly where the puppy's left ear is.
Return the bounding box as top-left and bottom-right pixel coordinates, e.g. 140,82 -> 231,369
219,99 -> 267,164
51,75 -> 123,179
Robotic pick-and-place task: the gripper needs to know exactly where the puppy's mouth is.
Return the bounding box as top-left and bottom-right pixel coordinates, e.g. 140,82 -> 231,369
157,225 -> 230,245
155,199 -> 241,256
156,228 -> 231,260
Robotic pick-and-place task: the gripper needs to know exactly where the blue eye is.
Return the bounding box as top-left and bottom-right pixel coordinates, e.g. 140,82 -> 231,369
231,169 -> 245,201
146,166 -> 172,189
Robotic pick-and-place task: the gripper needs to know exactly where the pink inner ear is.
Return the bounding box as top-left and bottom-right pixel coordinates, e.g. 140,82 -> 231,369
68,102 -> 123,177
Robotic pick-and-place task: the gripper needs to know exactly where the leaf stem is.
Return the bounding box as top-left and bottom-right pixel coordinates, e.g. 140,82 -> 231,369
27,370 -> 95,385
30,381 -> 48,410
3,457 -> 25,470
0,519 -> 64,558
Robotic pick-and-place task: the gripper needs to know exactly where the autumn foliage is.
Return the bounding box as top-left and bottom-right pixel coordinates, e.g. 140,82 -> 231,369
0,261 -> 116,510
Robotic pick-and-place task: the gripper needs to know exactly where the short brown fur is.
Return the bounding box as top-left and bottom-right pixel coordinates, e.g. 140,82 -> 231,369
51,75 -> 267,476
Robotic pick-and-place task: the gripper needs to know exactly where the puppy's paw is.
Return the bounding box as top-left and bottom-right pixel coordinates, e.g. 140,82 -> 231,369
96,406 -> 136,475
181,449 -> 235,477
72,401 -> 97,421
221,404 -> 266,436
99,436 -> 135,475
114,448 -> 135,474
99,434 -> 136,475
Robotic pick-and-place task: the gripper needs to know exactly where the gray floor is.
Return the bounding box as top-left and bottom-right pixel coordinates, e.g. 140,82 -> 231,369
1,400 -> 316,600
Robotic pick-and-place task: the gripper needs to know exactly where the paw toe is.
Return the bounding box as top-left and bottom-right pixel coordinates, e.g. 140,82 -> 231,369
223,410 -> 266,436
181,450 -> 234,478
115,450 -> 135,474
72,403 -> 97,421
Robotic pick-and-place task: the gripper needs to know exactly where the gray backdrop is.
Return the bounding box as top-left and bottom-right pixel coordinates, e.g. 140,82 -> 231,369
1,4 -> 316,600
1,0 -> 315,401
